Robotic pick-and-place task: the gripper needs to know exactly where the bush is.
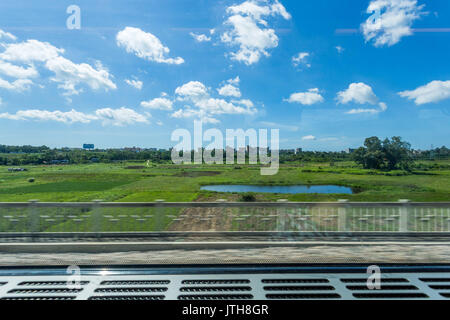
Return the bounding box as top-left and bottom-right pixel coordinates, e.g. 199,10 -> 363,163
240,192 -> 256,202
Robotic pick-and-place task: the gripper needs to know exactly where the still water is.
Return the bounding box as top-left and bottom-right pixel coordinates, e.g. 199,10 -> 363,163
200,185 -> 353,194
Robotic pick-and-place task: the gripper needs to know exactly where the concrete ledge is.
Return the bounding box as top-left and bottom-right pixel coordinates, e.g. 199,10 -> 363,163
3,231 -> 450,238
2,241 -> 450,253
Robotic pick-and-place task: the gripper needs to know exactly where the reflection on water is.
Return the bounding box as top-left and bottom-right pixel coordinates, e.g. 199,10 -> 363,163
200,185 -> 353,194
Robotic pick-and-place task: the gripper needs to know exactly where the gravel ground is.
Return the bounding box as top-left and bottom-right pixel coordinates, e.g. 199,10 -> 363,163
1,245 -> 450,266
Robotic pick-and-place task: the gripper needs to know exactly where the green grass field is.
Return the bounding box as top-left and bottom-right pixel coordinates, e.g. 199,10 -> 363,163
0,160 -> 449,203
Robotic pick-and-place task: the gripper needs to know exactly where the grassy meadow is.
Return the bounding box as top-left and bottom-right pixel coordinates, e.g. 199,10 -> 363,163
0,160 -> 449,203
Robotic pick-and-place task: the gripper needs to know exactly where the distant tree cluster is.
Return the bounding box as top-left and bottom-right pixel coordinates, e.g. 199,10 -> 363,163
0,138 -> 446,168
353,137 -> 414,171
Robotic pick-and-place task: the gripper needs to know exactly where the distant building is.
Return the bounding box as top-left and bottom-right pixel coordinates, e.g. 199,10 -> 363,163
296,148 -> 302,154
346,148 -> 357,154
123,147 -> 141,153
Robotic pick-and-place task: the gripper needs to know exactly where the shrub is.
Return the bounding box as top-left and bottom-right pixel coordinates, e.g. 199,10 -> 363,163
240,192 -> 256,202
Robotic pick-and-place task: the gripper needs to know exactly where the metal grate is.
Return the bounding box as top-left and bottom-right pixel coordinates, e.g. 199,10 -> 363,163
1,266 -> 450,300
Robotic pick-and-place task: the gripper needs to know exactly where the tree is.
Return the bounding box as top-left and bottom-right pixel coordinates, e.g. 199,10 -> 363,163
353,136 -> 413,170
382,136 -> 413,170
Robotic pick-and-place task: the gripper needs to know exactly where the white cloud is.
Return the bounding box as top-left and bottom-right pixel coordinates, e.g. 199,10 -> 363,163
125,79 -> 143,90
95,107 -> 149,126
292,52 -> 310,67
346,102 -> 388,114
172,79 -> 256,122
335,46 -> 344,53
361,0 -> 426,47
0,29 -> 16,41
233,99 -> 254,108
302,135 -> 316,141
45,56 -> 116,96
337,83 -> 388,114
0,109 -> 96,123
0,78 -> 33,92
0,39 -> 116,96
0,61 -> 38,79
217,83 -> 241,97
337,82 -> 378,105
189,32 -> 211,42
140,97 -> 173,110
399,80 -> 450,105
116,27 -> 184,65
0,39 -> 64,63
175,81 -> 208,98
221,0 -> 291,65
0,107 -> 149,126
195,97 -> 255,116
285,88 -> 324,105
227,76 -> 240,85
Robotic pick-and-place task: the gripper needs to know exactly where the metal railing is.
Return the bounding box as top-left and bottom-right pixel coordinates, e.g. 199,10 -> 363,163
0,199 -> 449,235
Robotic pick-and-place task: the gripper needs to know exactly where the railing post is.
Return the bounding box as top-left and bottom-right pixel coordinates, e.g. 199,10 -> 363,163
276,199 -> 288,231
92,199 -> 103,237
398,199 -> 410,232
338,199 -> 348,232
28,199 -> 39,239
217,199 -> 227,231
155,199 -> 165,232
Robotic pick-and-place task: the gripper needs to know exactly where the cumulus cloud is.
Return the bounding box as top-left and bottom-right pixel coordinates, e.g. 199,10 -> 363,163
301,135 -> 316,141
0,38 -> 116,96
217,78 -> 242,98
0,78 -> 33,92
0,107 -> 149,126
125,79 -> 143,90
116,27 -> 184,65
285,88 -> 324,105
221,0 -> 291,65
45,57 -> 116,96
0,39 -> 64,63
175,81 -> 208,98
292,52 -> 310,67
140,97 -> 173,110
399,80 -> 450,105
337,82 -> 378,105
361,0 -> 426,47
171,79 -> 256,123
0,61 -> 38,79
233,98 -> 254,108
337,82 -> 388,114
190,32 -> 211,42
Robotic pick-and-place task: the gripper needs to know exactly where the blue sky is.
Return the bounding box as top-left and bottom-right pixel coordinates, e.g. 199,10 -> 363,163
0,0 -> 448,151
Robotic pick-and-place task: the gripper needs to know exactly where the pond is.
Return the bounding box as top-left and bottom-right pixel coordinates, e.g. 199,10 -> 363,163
200,185 -> 353,194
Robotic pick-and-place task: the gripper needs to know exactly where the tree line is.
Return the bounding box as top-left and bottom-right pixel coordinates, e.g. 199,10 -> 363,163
0,138 -> 448,168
